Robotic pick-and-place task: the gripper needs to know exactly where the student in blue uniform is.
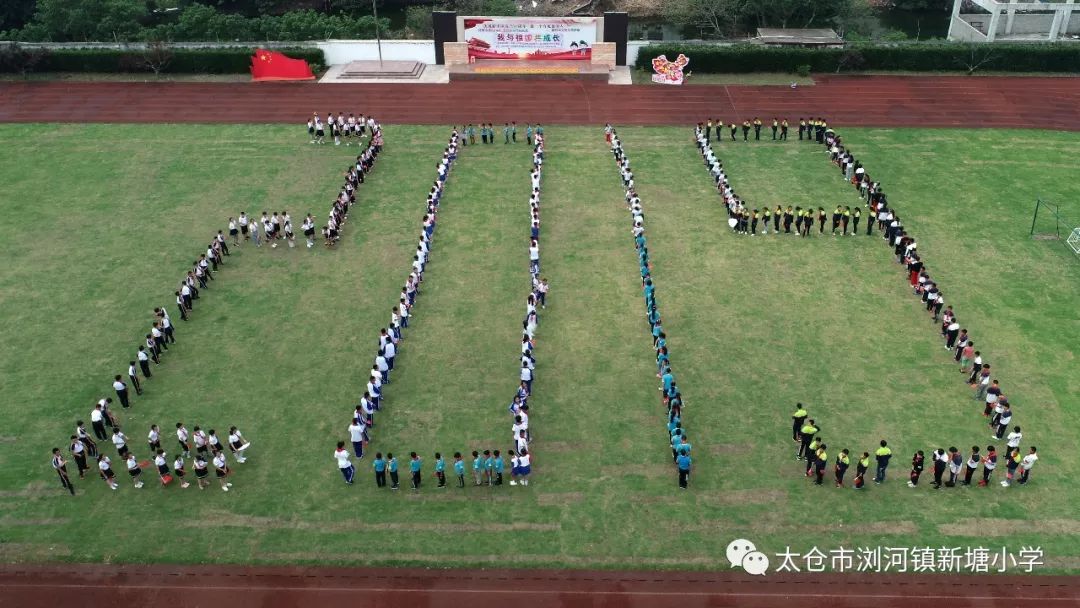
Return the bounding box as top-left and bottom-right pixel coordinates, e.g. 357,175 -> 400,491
454,452 -> 466,488
493,450 -> 504,485
373,452 -> 387,488
434,452 -> 446,488
676,449 -> 692,489
409,452 -> 422,490
388,453 -> 399,490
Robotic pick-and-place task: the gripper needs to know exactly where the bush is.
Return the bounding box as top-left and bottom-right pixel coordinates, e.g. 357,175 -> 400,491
633,42 -> 1080,74
795,64 -> 810,77
0,47 -> 325,74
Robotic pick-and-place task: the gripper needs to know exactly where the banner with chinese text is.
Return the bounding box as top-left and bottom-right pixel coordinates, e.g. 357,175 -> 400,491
463,17 -> 598,61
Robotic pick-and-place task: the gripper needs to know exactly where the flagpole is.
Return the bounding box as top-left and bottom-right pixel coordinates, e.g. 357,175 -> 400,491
371,0 -> 383,68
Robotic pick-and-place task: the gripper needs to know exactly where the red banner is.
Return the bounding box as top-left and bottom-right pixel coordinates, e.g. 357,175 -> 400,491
250,49 -> 316,82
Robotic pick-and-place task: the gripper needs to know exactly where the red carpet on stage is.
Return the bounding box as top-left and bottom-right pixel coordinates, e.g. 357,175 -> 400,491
250,50 -> 315,82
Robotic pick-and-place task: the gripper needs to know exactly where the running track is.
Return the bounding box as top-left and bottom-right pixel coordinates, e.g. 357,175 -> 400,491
3,74 -> 1080,606
1,564 -> 1079,607
1,75 -> 1079,129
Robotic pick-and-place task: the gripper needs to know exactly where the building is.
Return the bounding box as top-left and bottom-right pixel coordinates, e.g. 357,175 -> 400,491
948,0 -> 1080,42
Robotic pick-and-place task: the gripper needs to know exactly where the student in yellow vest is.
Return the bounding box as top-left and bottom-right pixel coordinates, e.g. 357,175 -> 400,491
705,118 -> 713,142
780,118 -> 789,140
791,403 -> 807,441
842,206 -> 851,235
797,419 -> 819,460
742,120 -> 751,141
773,205 -> 782,233
813,444 -> 828,485
832,205 -> 843,235
771,118 -> 779,140
853,452 -> 870,489
805,437 -> 822,476
874,440 -> 893,484
729,122 -> 737,141
818,207 -> 827,234
762,206 -> 772,235
798,118 -> 807,140
834,448 -> 851,487
753,117 -> 762,140
852,207 -> 862,235
801,208 -> 813,237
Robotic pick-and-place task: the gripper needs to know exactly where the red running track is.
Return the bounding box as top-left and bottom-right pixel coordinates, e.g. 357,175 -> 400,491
1,75 -> 1079,128
1,564 -> 1079,608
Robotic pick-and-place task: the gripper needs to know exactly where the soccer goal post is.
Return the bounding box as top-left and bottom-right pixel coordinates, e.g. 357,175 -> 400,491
1030,199 -> 1080,255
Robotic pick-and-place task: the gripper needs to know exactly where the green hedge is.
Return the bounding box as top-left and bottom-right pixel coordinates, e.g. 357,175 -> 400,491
634,42 -> 1080,74
0,47 -> 325,74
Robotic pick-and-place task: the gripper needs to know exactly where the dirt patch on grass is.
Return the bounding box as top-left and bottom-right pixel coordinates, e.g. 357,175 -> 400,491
699,488 -> 788,506
537,492 -> 584,506
182,510 -> 554,533
709,444 -> 742,455
542,441 -> 575,453
0,543 -> 71,559
0,436 -> 17,443
939,519 -> 1080,538
0,481 -> 53,499
0,517 -> 70,526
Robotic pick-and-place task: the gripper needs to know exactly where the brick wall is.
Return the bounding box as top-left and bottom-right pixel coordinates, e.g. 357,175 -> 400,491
591,42 -> 616,69
444,42 -> 468,66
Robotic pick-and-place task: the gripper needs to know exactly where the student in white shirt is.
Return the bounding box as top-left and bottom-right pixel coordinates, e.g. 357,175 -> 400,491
176,423 -> 190,458
111,428 -> 129,457
348,419 -> 367,458
335,441 -> 355,485
212,452 -> 232,491
1018,447 -> 1037,485
227,427 -> 248,463
126,453 -> 144,488
97,455 -> 119,490
173,454 -> 189,488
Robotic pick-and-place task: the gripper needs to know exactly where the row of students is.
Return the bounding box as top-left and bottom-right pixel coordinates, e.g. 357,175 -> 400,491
335,129 -> 459,485
55,422 -> 249,494
792,407 -> 1038,489
334,448 -> 534,490
697,117 -> 828,143
458,123 -> 543,146
607,125 -> 693,491
306,112 -> 376,145
816,125 -> 1035,466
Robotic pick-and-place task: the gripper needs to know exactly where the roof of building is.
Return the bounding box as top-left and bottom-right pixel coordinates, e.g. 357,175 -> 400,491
755,28 -> 844,45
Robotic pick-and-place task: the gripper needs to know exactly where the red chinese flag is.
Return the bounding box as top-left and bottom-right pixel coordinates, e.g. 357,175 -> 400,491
250,49 -> 316,82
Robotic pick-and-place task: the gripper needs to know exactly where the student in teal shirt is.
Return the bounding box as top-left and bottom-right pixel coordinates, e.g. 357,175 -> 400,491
373,452 -> 387,488
409,452 -> 422,490
387,453 -> 399,490
472,450 -> 482,486
677,450 -> 692,489
662,370 -> 675,396
453,452 -> 466,488
434,452 -> 446,488
483,450 -> 494,486
493,450 -> 505,485
526,124 -> 533,145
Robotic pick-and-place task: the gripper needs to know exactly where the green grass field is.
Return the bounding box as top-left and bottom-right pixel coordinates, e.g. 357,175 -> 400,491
0,124 -> 1077,572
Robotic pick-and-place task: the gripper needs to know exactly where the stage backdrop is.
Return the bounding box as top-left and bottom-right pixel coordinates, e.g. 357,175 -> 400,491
461,17 -> 599,61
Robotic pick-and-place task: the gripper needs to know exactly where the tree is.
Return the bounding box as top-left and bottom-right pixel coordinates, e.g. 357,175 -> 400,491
665,0 -> 742,38
0,0 -> 36,32
404,5 -> 433,39
835,48 -> 866,72
958,44 -> 995,75
142,40 -> 174,74
0,42 -> 50,77
32,0 -> 147,41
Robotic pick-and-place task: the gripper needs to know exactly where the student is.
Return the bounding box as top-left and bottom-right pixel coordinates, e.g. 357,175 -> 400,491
193,426 -> 209,456
1018,447 -> 1037,485
962,446 -> 980,486
373,452 -> 387,488
931,449 -> 947,489
90,404 -> 108,441
125,453 -> 144,488
834,449 -> 850,487
791,403 -> 808,442
172,453 -> 190,488
797,419 -> 819,460
127,361 -> 142,396
207,429 -> 225,455
945,446 -> 963,487
978,445 -> 997,486
348,419 -> 366,459
147,424 -> 161,453
907,450 -> 925,487
1001,448 -> 1022,487
813,444 -> 828,485
493,450 -> 504,485
676,448 -> 692,489
409,452 -> 423,490
175,422 -> 190,458
97,454 -> 119,490
335,441 -> 355,485
154,449 -> 172,486
113,375 -> 130,408
874,440 -> 892,483
994,404 -> 1013,439
453,452 -> 466,488
387,452 -> 399,490
434,452 -> 446,488
471,450 -> 483,486
193,453 -> 209,489
51,448 -> 75,495
483,449 -> 495,486
111,427 -> 129,458
213,450 -> 232,492
517,448 -> 531,486
69,435 -> 89,478
804,436 -> 820,477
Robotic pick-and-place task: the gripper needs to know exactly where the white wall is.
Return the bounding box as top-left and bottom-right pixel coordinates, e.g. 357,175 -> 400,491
315,40 -> 435,65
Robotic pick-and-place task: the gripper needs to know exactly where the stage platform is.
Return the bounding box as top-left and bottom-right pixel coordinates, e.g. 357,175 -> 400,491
448,60 -> 611,82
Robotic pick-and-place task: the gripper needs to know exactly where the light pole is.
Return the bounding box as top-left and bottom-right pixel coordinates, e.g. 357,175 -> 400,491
371,0 -> 383,68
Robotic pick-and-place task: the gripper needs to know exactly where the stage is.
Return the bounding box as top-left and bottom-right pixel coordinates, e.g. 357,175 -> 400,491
448,60 -> 614,82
